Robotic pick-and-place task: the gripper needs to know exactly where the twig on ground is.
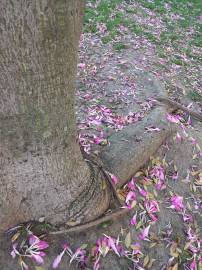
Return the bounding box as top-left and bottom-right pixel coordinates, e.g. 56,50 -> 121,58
157,97 -> 202,122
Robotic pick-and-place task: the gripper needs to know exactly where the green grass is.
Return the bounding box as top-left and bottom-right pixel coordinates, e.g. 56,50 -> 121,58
85,0 -> 202,50
102,35 -> 113,44
171,58 -> 185,66
159,31 -> 180,43
130,23 -> 144,35
139,0 -> 166,13
113,42 -> 127,51
85,0 -> 124,32
85,0 -> 201,106
84,0 -> 202,107
188,90 -> 202,102
138,0 -> 202,46
126,7 -> 137,14
144,31 -> 157,43
156,46 -> 166,58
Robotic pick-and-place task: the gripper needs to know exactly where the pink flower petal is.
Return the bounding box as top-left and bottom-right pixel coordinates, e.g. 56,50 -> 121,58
20,260 -> 29,270
107,236 -> 120,257
170,195 -> 184,211
145,200 -> 159,220
125,191 -> 136,205
70,247 -> 86,264
172,171 -> 178,180
52,249 -> 66,269
189,137 -> 197,145
93,257 -> 100,270
37,240 -> 49,250
190,259 -> 197,270
131,242 -> 142,255
10,242 -> 18,259
29,234 -> 40,245
139,225 -> 150,240
166,113 -> 181,123
187,228 -> 197,242
182,213 -> 193,222
78,63 -> 86,69
137,186 -> 148,197
39,251 -> 46,257
109,173 -> 118,185
130,212 -> 137,226
150,165 -> 165,181
31,254 -> 44,264
10,250 -> 16,259
176,132 -> 182,143
127,178 -> 136,190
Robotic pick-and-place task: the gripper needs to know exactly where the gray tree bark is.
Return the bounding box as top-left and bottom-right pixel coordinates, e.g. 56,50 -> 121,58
0,0 -> 110,232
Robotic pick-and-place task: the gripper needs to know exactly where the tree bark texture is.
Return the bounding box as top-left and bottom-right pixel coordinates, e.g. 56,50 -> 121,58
0,0 -> 110,232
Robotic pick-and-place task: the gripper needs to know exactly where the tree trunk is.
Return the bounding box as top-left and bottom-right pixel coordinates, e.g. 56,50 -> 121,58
0,0 -> 110,232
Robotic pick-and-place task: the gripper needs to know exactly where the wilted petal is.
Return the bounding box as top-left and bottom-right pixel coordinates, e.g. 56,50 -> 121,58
11,250 -> 16,259
90,119 -> 102,126
176,132 -> 182,143
97,237 -> 110,257
189,137 -> 197,145
170,195 -> 184,211
131,242 -> 142,255
190,259 -> 197,270
182,213 -> 193,222
39,251 -> 46,257
137,186 -> 148,197
187,116 -> 192,126
94,136 -> 103,145
52,249 -> 66,269
139,225 -> 150,240
125,191 -> 136,204
166,114 -> 181,123
189,244 -> 198,254
11,242 -> 19,259
37,240 -> 49,250
155,180 -> 166,190
99,244 -> 109,257
109,173 -> 118,185
31,254 -> 44,264
78,63 -> 86,69
150,165 -> 165,181
29,233 -> 40,246
130,212 -> 137,226
20,260 -> 29,270
93,257 -> 100,270
145,200 -> 159,214
127,178 -> 136,190
187,228 -> 197,242
70,248 -> 86,264
172,171 -> 178,180
104,236 -> 120,257
149,213 -> 158,222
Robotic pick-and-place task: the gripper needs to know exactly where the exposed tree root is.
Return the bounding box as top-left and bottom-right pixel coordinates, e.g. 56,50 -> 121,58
49,208 -> 129,235
85,158 -> 125,206
48,151 -> 127,235
50,96 -> 202,236
157,97 -> 202,122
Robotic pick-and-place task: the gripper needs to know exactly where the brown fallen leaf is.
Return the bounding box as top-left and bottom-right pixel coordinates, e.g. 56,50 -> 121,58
171,263 -> 178,270
125,231 -> 131,248
143,255 -> 150,267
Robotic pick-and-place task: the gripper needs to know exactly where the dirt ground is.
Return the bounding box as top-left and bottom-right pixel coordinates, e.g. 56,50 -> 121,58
1,0 -> 201,269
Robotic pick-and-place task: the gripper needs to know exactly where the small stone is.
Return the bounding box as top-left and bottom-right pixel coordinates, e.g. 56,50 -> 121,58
38,217 -> 45,223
